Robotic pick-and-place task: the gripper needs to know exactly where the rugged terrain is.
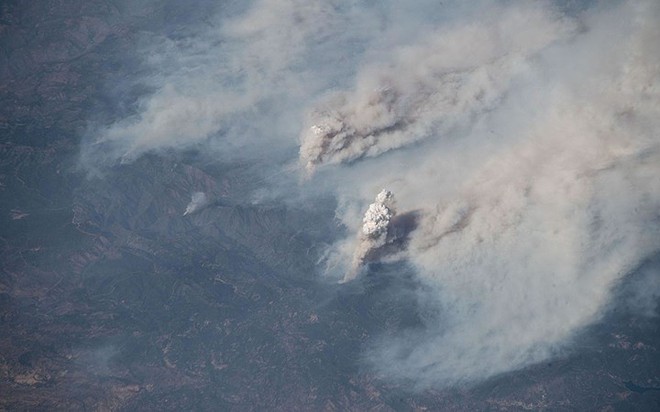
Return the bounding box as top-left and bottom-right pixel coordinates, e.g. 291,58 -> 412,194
1,1 -> 659,410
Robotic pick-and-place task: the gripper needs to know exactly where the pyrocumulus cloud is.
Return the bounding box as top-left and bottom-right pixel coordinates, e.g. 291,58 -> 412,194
344,189 -> 396,282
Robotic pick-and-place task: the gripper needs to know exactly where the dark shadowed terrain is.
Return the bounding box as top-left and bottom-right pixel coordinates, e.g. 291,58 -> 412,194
1,1 -> 659,410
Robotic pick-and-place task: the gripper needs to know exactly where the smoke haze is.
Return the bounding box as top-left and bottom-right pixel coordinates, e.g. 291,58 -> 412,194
83,0 -> 660,388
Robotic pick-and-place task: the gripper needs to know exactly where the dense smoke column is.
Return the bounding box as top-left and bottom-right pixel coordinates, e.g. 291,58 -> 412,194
344,189 -> 396,282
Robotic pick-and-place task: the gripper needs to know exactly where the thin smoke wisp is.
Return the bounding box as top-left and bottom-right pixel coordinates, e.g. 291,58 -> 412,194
183,192 -> 208,216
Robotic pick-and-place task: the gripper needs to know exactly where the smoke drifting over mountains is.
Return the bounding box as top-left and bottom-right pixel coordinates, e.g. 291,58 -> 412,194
299,5 -> 574,173
81,0 -> 378,169
85,0 -> 660,388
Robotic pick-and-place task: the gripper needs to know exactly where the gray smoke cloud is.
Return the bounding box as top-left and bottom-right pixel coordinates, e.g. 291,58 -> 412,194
183,192 -> 208,216
83,0 -> 660,389
299,4 -> 575,174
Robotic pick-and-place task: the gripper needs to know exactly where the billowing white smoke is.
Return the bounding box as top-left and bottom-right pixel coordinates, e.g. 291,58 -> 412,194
345,189 -> 396,282
183,192 -> 208,216
362,189 -> 395,238
299,4 -> 575,174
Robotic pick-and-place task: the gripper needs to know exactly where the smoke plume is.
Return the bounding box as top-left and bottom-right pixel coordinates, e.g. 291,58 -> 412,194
299,4 -> 575,174
81,0 -> 380,170
345,189 -> 396,282
183,192 -> 208,216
